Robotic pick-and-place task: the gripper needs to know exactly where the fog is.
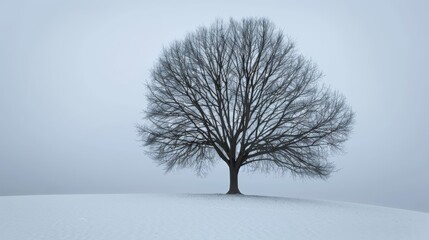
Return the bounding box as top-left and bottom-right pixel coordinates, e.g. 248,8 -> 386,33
1,0 -> 428,212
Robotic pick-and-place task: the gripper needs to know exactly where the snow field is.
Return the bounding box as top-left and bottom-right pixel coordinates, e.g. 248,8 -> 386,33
0,194 -> 428,240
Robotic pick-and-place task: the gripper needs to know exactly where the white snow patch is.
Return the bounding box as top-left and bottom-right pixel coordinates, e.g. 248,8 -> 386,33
0,194 -> 428,240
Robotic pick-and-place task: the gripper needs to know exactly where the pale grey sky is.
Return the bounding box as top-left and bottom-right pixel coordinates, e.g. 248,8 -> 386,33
1,0 -> 428,212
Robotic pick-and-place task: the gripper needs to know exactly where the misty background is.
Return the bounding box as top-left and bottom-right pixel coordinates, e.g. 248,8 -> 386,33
1,0 -> 428,212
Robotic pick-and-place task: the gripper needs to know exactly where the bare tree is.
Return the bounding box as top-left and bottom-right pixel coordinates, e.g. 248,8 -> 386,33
138,18 -> 354,194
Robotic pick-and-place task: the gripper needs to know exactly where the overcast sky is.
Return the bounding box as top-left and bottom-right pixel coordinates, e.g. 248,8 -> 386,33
1,0 -> 428,212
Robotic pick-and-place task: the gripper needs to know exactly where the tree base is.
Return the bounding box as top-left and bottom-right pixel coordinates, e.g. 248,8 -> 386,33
226,189 -> 242,194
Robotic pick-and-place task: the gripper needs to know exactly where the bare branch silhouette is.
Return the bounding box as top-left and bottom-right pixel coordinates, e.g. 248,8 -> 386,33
138,18 -> 354,194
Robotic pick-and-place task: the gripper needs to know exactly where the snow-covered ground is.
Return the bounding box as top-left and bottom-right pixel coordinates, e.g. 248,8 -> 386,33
0,194 -> 428,240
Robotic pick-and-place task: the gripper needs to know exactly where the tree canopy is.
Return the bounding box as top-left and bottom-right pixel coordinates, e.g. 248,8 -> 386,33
139,18 -> 354,194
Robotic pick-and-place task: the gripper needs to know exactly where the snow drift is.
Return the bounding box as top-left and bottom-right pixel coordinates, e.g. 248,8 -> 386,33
0,194 -> 428,240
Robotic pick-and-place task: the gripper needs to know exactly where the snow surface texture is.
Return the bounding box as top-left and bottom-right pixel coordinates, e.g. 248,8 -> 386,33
0,194 -> 428,240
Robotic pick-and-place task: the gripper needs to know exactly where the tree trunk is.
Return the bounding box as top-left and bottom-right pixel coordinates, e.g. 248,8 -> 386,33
226,167 -> 241,194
